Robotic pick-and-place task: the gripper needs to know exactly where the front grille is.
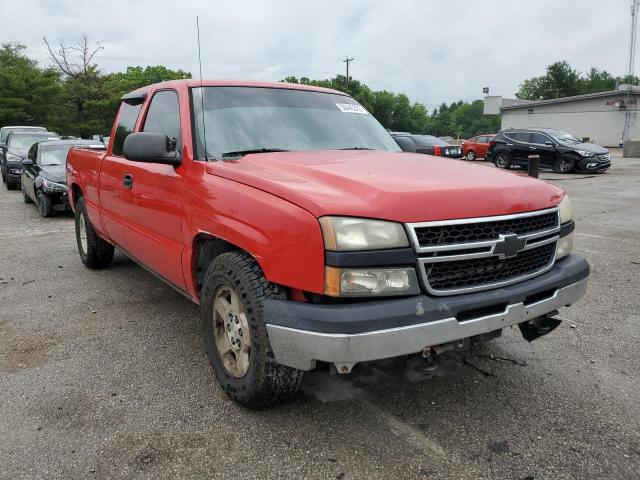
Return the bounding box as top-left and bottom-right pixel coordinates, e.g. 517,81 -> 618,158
408,209 -> 561,295
424,243 -> 556,293
414,211 -> 558,247
596,153 -> 610,162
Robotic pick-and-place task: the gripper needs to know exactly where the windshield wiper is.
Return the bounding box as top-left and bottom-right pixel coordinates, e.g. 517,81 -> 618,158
221,148 -> 289,158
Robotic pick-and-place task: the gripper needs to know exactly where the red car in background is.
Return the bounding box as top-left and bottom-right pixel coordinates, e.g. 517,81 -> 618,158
462,134 -> 495,160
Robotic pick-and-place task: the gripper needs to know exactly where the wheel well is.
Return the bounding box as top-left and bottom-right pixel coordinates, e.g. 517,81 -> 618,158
193,235 -> 241,297
71,183 -> 83,207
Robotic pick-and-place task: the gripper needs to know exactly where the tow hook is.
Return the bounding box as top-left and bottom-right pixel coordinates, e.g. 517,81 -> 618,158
518,312 -> 562,342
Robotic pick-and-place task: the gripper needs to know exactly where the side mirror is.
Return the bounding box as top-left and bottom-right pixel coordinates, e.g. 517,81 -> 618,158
21,158 -> 33,166
122,132 -> 181,166
545,141 -> 555,146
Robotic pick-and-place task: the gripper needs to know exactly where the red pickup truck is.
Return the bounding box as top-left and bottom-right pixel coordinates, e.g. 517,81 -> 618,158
66,80 -> 589,407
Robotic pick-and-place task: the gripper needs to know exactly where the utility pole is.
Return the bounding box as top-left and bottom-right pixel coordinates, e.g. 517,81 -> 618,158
623,0 -> 640,143
628,0 -> 639,81
343,57 -> 354,86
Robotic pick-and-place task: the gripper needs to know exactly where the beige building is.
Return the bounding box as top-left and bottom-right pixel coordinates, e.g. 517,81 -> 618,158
484,86 -> 640,147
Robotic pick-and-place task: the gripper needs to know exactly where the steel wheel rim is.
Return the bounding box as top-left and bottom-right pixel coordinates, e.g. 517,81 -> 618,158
212,285 -> 251,378
466,151 -> 475,160
560,159 -> 570,172
496,154 -> 507,167
78,213 -> 88,254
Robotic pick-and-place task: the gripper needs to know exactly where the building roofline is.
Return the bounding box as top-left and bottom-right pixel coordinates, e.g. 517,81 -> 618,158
500,87 -> 640,111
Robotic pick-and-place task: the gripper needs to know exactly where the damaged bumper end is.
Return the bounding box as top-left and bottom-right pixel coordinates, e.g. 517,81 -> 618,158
265,255 -> 589,373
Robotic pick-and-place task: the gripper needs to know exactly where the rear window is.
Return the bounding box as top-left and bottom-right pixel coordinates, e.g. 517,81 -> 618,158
413,135 -> 449,147
112,101 -> 143,156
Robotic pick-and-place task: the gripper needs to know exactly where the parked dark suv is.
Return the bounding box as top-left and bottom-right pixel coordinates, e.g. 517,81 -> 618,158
487,128 -> 610,173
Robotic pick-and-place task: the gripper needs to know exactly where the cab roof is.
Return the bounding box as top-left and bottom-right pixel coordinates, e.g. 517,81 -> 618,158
121,79 -> 349,102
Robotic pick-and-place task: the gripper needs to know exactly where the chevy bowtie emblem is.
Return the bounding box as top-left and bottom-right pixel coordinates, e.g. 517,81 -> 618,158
493,233 -> 527,258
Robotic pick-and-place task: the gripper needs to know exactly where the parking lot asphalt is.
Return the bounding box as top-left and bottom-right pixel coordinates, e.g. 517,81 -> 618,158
1,151 -> 639,480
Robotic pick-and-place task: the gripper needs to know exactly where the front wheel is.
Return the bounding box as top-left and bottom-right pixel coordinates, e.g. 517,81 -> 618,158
36,190 -> 52,217
494,151 -> 512,169
465,150 -> 476,161
200,251 -> 303,408
75,196 -> 114,268
554,154 -> 576,174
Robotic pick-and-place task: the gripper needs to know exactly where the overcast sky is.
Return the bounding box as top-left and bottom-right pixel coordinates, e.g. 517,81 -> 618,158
1,0 -> 633,108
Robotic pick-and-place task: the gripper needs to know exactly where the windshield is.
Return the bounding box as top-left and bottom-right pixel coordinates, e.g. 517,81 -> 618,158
39,146 -> 73,166
1,127 -> 46,143
9,134 -> 57,150
191,87 -> 400,159
546,129 -> 581,145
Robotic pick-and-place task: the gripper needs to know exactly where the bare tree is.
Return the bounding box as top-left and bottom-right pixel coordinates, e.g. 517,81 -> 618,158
43,34 -> 103,77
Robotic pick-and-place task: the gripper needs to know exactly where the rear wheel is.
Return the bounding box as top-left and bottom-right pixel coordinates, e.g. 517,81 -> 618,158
36,190 -> 52,217
75,196 -> 114,268
554,154 -> 576,174
200,251 -> 303,408
494,151 -> 512,169
465,150 -> 476,161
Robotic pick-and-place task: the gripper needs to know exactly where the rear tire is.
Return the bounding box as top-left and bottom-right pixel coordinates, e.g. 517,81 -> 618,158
22,183 -> 33,204
465,150 -> 476,161
36,190 -> 52,217
75,196 -> 114,268
200,251 -> 303,408
494,151 -> 512,169
554,154 -> 576,174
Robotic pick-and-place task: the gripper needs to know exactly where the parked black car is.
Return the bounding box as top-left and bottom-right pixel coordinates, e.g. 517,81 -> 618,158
21,139 -> 105,216
2,131 -> 60,189
390,132 -> 463,158
487,128 -> 611,173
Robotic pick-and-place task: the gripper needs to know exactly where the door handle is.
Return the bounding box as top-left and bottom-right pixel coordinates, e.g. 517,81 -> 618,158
123,173 -> 133,189
529,146 -> 537,149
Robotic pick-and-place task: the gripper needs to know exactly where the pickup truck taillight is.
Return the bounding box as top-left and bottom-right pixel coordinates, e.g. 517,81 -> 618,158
433,146 -> 441,156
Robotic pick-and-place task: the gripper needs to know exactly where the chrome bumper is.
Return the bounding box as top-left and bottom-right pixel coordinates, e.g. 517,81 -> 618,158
266,278 -> 587,372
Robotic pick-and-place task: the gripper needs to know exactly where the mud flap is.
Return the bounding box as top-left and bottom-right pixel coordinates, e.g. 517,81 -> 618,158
518,313 -> 562,342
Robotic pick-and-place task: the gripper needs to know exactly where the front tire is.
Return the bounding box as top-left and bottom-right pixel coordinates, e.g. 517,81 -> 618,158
494,151 -> 512,169
465,150 -> 476,161
75,196 -> 114,268
200,251 -> 303,408
554,154 -> 576,174
36,190 -> 52,217
6,180 -> 17,190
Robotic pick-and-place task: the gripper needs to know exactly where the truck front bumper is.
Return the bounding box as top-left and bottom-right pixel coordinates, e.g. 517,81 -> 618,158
265,254 -> 589,371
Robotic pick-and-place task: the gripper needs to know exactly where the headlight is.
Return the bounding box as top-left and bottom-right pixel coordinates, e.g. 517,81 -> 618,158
557,195 -> 574,260
575,150 -> 595,157
42,179 -> 67,192
324,266 -> 420,297
6,153 -> 22,162
558,195 -> 573,224
319,216 -> 409,251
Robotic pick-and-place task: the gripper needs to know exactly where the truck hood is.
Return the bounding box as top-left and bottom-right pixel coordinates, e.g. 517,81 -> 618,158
205,150 -> 564,222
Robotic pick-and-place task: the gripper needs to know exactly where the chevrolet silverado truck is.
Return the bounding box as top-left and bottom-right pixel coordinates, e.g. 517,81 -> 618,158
66,80 -> 589,407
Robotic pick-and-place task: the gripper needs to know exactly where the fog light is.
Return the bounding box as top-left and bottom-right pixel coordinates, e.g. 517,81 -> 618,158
556,232 -> 574,260
587,163 -> 598,168
8,168 -> 20,175
324,267 -> 420,297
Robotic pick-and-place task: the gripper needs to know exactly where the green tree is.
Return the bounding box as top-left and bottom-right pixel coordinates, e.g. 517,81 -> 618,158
516,61 -> 582,100
0,42 -> 62,129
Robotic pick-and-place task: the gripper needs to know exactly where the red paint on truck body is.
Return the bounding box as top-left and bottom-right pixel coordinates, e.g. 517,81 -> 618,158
67,80 -> 565,303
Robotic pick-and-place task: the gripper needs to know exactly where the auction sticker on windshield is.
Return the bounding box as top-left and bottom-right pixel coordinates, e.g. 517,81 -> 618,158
336,103 -> 368,114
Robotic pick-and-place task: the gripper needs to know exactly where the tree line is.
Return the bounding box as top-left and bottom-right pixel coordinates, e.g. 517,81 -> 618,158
0,37 -> 635,140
